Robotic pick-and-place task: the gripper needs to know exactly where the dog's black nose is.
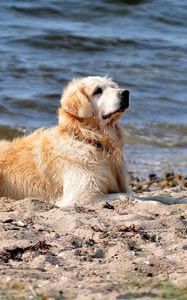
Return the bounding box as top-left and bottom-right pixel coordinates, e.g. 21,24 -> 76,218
119,89 -> 130,110
120,89 -> 130,100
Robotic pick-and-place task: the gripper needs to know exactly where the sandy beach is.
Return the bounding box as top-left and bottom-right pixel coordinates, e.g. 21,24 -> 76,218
0,173 -> 187,300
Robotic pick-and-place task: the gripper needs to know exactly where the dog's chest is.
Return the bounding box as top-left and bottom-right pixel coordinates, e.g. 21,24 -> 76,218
50,132 -> 124,194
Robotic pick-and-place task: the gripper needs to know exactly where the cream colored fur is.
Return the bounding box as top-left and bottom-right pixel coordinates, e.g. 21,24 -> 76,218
0,76 -> 129,206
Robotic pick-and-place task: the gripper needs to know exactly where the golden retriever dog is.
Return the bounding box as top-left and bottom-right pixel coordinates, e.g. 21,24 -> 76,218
1,76 -> 186,206
0,76 -> 130,207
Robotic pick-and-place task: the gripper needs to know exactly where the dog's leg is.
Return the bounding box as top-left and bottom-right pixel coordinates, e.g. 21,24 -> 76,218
55,191 -> 93,208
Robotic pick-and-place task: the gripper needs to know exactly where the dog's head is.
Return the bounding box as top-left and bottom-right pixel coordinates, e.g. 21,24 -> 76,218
59,76 -> 129,128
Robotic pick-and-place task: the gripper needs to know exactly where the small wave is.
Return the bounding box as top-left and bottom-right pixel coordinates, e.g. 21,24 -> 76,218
151,122 -> 187,135
0,105 -> 9,113
154,15 -> 186,26
12,99 -> 50,111
9,1 -> 146,20
0,125 -> 30,140
10,32 -> 147,52
106,0 -> 147,5
9,30 -> 186,54
10,4 -> 63,18
124,123 -> 187,147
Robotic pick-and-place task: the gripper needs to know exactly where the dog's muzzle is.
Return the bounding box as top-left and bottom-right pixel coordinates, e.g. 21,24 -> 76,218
102,89 -> 130,120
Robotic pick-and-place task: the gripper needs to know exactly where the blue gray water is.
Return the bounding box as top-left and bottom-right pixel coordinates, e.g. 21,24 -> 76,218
0,0 -> 187,176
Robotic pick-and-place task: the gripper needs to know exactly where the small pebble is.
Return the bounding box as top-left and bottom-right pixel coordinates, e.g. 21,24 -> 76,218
57,251 -> 65,258
11,220 -> 27,227
142,184 -> 149,191
103,202 -> 114,210
175,174 -> 183,181
148,183 -> 159,191
168,180 -> 176,187
92,248 -> 105,259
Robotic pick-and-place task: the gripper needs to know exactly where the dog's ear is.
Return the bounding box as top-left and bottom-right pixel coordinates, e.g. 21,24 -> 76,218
61,86 -> 94,118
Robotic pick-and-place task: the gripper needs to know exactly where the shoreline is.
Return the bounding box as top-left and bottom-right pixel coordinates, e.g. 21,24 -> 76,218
0,173 -> 187,300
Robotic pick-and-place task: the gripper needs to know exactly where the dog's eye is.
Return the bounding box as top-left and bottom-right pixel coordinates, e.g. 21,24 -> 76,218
93,87 -> 102,96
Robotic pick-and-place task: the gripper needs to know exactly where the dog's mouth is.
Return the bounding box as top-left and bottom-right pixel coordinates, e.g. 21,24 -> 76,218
102,103 -> 129,120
